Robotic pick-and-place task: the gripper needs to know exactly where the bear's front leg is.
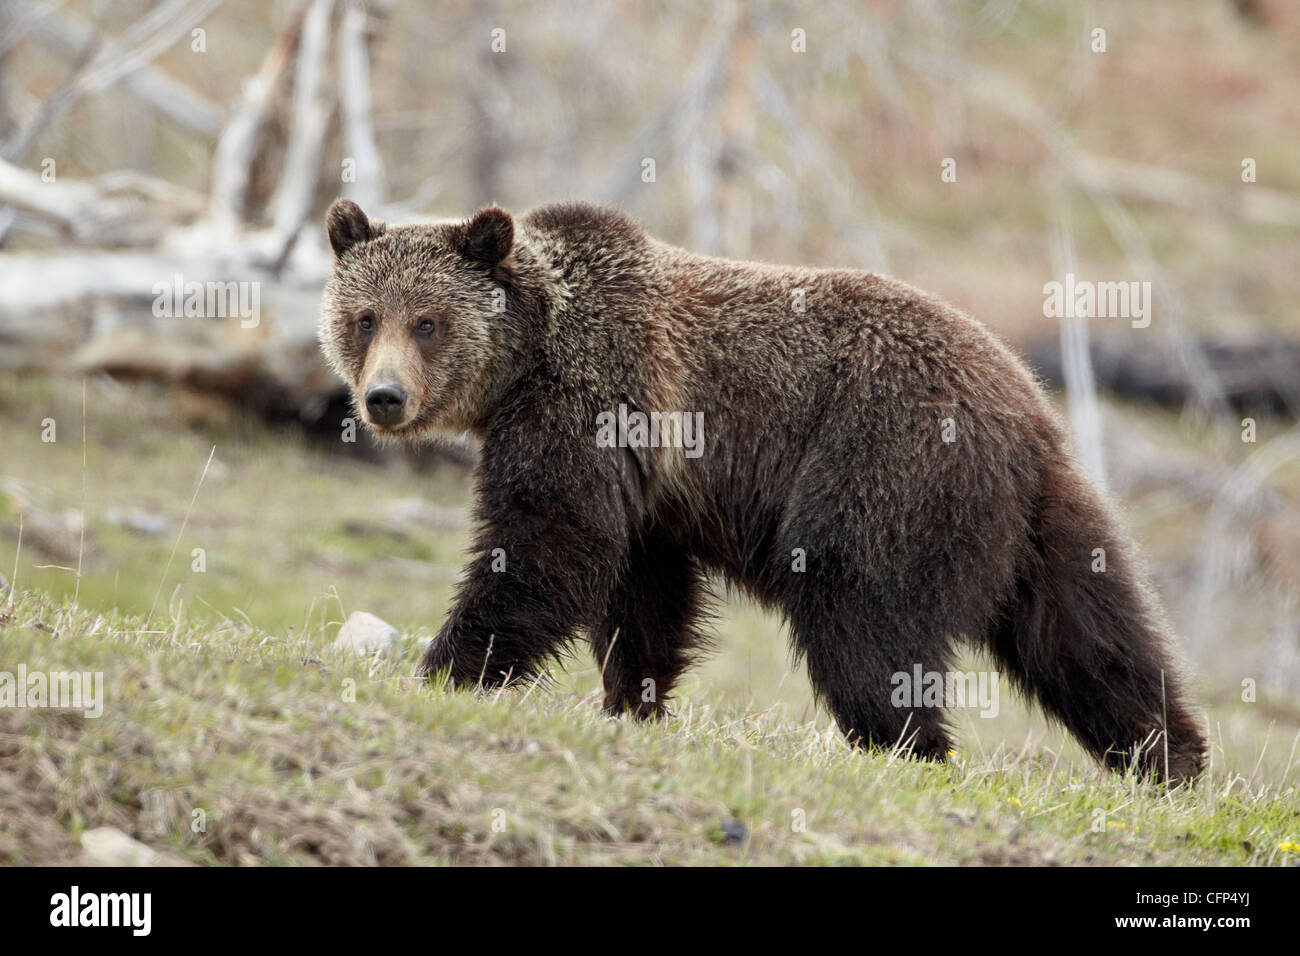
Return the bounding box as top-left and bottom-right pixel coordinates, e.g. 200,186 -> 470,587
592,523 -> 710,719
416,432 -> 631,689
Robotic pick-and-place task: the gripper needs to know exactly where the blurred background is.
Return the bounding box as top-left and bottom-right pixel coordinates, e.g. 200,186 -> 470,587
1,0 -> 1297,769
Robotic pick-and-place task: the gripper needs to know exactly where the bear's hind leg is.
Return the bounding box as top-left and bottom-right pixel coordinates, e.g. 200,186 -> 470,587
986,455 -> 1206,784
787,590 -> 954,761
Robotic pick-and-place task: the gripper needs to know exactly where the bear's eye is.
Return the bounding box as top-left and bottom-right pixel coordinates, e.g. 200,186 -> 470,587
357,313 -> 376,334
416,318 -> 436,336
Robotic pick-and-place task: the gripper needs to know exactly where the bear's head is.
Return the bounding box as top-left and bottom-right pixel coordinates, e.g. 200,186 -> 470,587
319,198 -> 522,441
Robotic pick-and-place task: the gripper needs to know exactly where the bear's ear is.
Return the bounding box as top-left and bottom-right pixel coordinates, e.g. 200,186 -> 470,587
461,205 -> 514,268
327,198 -> 383,257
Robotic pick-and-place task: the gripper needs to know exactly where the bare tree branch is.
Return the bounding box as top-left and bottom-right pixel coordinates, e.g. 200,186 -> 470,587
268,0 -> 334,267
4,0 -> 224,160
0,154 -> 203,246
208,1 -> 310,227
337,0 -> 386,211
8,0 -> 222,137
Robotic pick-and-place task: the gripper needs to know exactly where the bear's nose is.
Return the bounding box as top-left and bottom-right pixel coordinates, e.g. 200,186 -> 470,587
364,383 -> 407,425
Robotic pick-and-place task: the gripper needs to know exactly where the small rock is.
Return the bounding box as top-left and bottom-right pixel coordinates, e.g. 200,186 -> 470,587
332,610 -> 400,658
382,498 -> 468,531
81,826 -> 188,866
106,507 -> 171,537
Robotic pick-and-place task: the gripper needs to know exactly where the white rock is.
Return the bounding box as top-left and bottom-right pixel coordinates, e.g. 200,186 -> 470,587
106,507 -> 171,536
81,826 -> 188,866
382,497 -> 468,531
333,610 -> 400,658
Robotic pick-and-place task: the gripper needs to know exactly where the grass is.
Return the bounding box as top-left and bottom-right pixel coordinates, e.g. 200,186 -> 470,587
3,592 -> 1298,866
1,373 -> 1298,865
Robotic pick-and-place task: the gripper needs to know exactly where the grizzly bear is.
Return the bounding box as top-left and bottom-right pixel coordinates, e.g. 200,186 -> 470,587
319,198 -> 1206,784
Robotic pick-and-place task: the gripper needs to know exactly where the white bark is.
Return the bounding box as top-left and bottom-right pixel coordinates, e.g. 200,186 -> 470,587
337,1 -> 385,212
268,0 -> 334,263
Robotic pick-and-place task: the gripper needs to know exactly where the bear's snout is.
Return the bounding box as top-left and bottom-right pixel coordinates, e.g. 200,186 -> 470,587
364,379 -> 408,427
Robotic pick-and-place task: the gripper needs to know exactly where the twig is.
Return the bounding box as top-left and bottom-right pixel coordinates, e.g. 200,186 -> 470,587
72,377 -> 86,607
145,445 -> 216,628
476,633 -> 495,691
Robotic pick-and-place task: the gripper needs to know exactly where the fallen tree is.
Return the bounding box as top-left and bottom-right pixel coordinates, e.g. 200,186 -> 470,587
0,0 -> 476,467
1029,333 -> 1300,418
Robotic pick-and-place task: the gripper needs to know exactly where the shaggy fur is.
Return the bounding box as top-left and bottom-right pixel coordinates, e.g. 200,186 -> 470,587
319,198 -> 1207,785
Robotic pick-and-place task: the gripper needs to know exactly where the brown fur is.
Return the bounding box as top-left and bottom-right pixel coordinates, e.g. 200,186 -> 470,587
319,198 -> 1207,785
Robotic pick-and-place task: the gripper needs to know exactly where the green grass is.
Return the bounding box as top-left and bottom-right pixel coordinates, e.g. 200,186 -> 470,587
1,373 -> 1298,865
3,592 -> 1298,866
